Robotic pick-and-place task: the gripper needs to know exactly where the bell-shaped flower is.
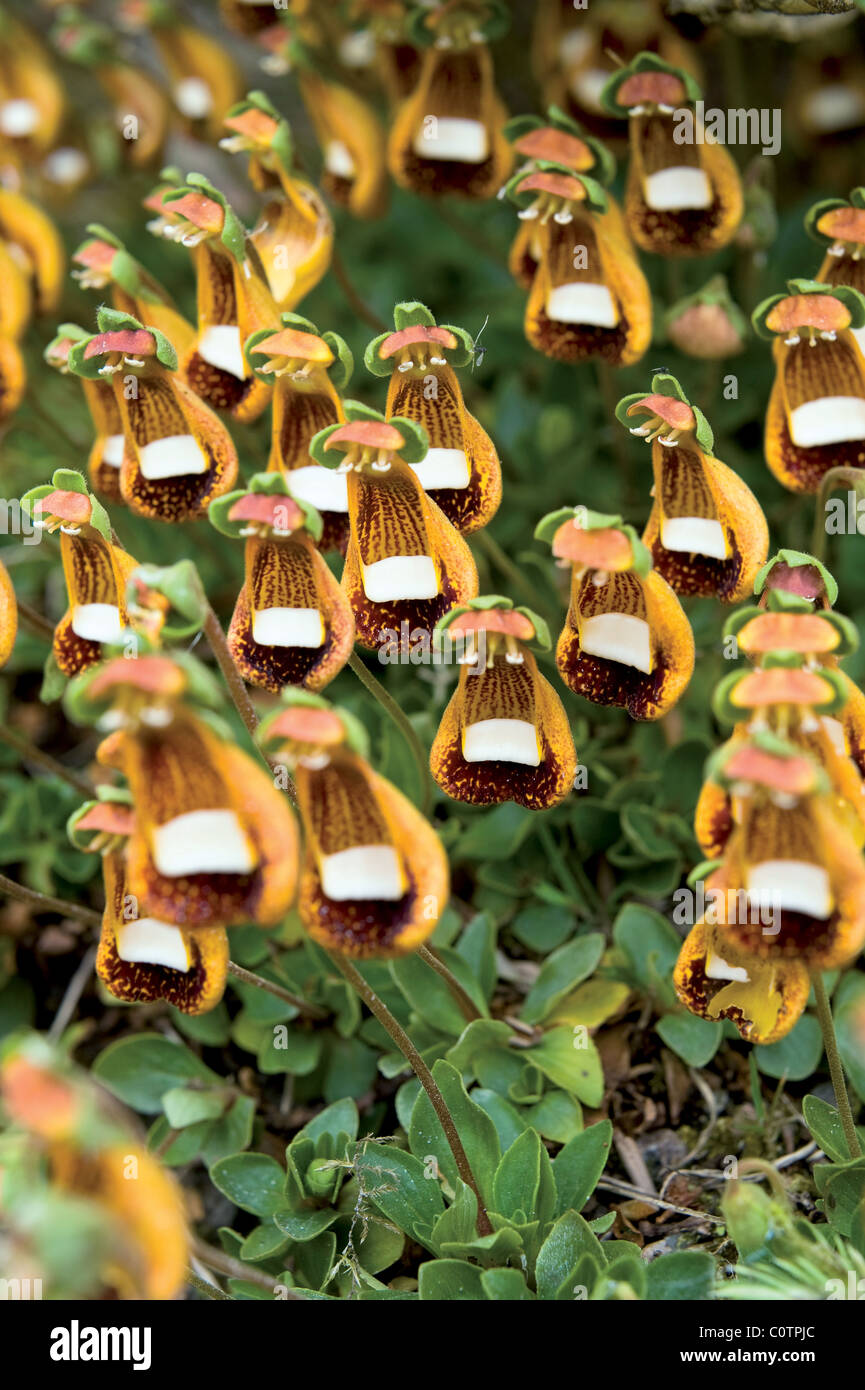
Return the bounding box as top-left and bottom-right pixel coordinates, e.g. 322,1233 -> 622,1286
601,53 -> 743,257
259,692 -> 448,957
309,402 -> 478,649
693,736 -> 865,971
536,506 -> 694,719
71,223 -> 196,360
118,0 -> 243,140
805,187 -> 865,358
0,555 -> 16,670
22,471 -> 137,676
364,301 -> 502,532
0,332 -> 24,425
618,372 -> 768,601
45,325 -> 126,503
0,1038 -> 188,1299
245,312 -> 353,552
210,474 -> 355,693
388,0 -> 513,200
503,107 -> 626,285
0,9 -> 64,156
664,275 -> 748,360
68,307 -> 238,522
0,186 -> 65,315
505,164 -> 651,366
430,596 -> 577,808
67,651 -> 299,931
753,279 -> 865,493
148,173 -> 277,421
674,917 -> 810,1045
220,91 -> 333,309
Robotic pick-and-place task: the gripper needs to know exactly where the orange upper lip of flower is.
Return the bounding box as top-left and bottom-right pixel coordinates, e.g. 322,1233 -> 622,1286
267,706 -> 347,753
516,170 -> 587,204
732,666 -> 836,708
513,127 -> 594,169
552,521 -> 635,571
76,802 -> 137,837
448,608 -> 535,641
71,239 -> 115,287
378,325 -> 459,361
89,654 -> 187,700
817,206 -> 865,247
1,1057 -> 80,1140
161,191 -> 225,236
251,328 -> 334,376
84,328 -> 157,365
34,489 -> 93,530
617,71 -> 687,111
724,746 -> 818,795
736,612 -> 841,655
627,394 -> 696,443
222,106 -> 279,147
326,421 -> 406,453
765,294 -> 851,337
227,493 -> 305,533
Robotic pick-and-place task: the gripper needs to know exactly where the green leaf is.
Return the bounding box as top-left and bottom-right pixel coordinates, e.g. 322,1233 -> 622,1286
526,1027 -> 604,1106
645,1250 -> 715,1301
295,1098 -> 359,1146
239,1223 -> 292,1264
481,1267 -> 534,1299
523,1091 -> 583,1144
802,1094 -> 858,1165
209,1153 -> 288,1218
511,905 -> 574,953
471,1088 -> 528,1151
521,933 -> 605,1025
656,1013 -> 723,1067
418,1259 -> 486,1300
755,1014 -> 822,1081
161,1086 -> 226,1129
408,1061 -> 501,1205
447,1019 -> 512,1071
390,951 -> 485,1035
429,1179 -> 478,1251
553,1119 -> 613,1215
821,1160 -> 865,1236
535,1210 -> 603,1300
612,903 -> 681,997
455,804 -> 535,860
273,1209 -> 339,1241
492,1128 -> 545,1222
201,1095 -> 256,1165
834,973 -> 865,1102
354,1141 -> 445,1247
92,1035 -> 218,1113
258,1027 -> 323,1076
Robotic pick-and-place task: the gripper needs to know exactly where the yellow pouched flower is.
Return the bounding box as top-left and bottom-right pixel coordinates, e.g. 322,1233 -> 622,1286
68,308 -> 238,523
22,472 -> 137,677
119,0 -> 243,140
210,475 -> 355,694
67,652 -> 299,933
1,1040 -> 188,1299
601,53 -> 743,258
387,0 -> 512,200
536,506 -> 694,720
430,597 -> 577,809
246,314 -> 353,554
753,279 -> 865,494
45,326 -> 127,504
673,918 -> 810,1046
505,164 -> 651,367
221,92 -> 334,310
310,402 -> 478,650
0,8 -> 65,156
364,302 -> 502,533
618,372 -> 768,602
0,186 -> 64,315
0,554 -> 16,669
260,694 -> 449,958
72,224 -> 196,361
147,173 -> 277,423
806,188 -> 865,325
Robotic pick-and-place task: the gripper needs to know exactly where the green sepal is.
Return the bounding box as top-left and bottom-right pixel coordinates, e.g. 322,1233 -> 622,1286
127,560 -> 207,642
66,784 -> 134,852
434,595 -> 551,652
244,314 -> 353,389
364,301 -> 474,377
67,307 -> 178,379
804,188 -> 865,245
225,90 -> 295,172
406,0 -> 509,46
258,689 -> 370,760
615,372 -> 714,453
64,648 -> 224,728
40,651 -> 67,704
503,162 -> 608,215
751,279 -> 865,339
600,51 -> 702,118
686,858 -> 722,887
309,401 -> 429,468
208,473 -> 323,544
753,549 -> 838,605
503,107 -> 616,186
21,470 -> 113,546
163,174 -> 247,263
44,323 -> 89,366
534,507 -> 651,577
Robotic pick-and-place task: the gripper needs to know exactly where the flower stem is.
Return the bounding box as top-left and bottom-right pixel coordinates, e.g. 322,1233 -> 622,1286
185,1270 -> 234,1301
0,871 -> 101,927
326,951 -> 493,1235
226,960 -> 327,1020
418,944 -> 482,1022
0,723 -> 95,797
15,599 -> 55,642
330,246 -> 388,332
202,603 -> 298,807
811,466 -> 865,563
813,972 -> 862,1159
191,1238 -> 306,1299
347,650 -> 433,815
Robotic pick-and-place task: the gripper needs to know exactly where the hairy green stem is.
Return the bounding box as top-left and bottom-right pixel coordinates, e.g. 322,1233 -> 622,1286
418,944 -> 482,1022
811,466 -> 865,563
226,960 -> 327,1020
348,650 -> 433,815
0,723 -> 94,797
813,973 -> 862,1159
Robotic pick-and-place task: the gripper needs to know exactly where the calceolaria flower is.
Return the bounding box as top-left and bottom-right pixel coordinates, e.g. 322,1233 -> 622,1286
118,0 -> 243,140
210,474 -> 355,693
309,402 -> 478,649
753,279 -> 865,493
664,275 -> 748,360
0,185 -> 65,315
505,163 -> 651,366
805,188 -> 865,351
690,734 -> 865,971
364,301 -> 502,532
71,224 -> 196,361
148,173 -> 277,422
221,91 -> 333,310
22,471 -> 136,677
68,308 -> 238,523
45,325 -> 127,504
601,53 -> 743,257
503,107 -> 626,285
536,506 -> 694,719
617,373 -> 768,602
388,0 -> 513,199
0,554 -> 16,669
68,652 -> 299,932
245,312 -> 353,553
260,693 -> 448,957
0,1038 -> 188,1299
430,596 -> 577,808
